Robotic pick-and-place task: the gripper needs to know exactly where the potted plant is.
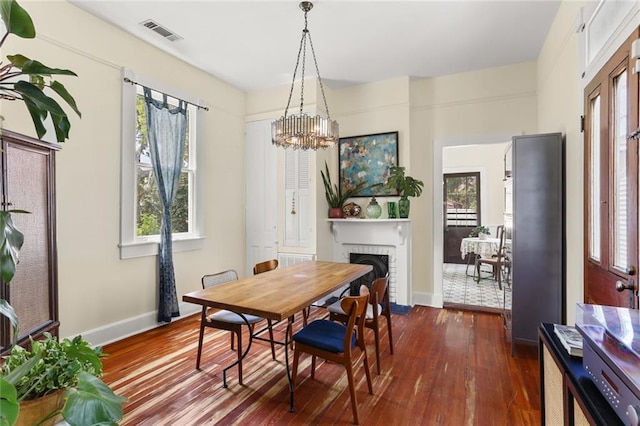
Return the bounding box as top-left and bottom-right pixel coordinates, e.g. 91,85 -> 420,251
470,226 -> 491,239
0,0 -> 81,143
321,161 -> 368,218
1,333 -> 127,426
384,166 -> 424,218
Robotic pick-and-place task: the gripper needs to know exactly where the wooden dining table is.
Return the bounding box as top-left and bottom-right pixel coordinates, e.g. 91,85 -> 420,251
182,260 -> 373,412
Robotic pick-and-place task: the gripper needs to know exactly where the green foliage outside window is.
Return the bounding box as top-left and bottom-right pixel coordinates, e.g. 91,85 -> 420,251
135,94 -> 191,237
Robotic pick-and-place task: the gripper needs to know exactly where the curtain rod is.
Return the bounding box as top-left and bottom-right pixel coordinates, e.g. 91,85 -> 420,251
123,77 -> 209,111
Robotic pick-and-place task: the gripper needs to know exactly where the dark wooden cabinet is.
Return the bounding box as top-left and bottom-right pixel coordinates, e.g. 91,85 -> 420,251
0,129 -> 60,353
507,133 -> 565,353
539,324 -> 623,425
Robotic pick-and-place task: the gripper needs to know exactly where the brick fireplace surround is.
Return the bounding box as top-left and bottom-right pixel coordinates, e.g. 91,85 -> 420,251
327,219 -> 412,306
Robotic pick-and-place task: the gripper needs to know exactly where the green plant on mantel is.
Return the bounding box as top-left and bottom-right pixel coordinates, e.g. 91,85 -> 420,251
0,0 -> 81,142
321,161 -> 368,209
384,166 -> 424,218
384,166 -> 424,199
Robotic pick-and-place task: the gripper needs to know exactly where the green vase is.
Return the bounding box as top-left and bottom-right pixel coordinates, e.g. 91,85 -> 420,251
398,197 -> 410,218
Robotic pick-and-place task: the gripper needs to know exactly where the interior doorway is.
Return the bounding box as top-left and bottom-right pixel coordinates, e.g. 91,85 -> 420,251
433,135 -> 512,313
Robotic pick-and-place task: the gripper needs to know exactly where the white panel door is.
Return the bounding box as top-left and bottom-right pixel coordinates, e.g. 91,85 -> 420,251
246,120 -> 278,275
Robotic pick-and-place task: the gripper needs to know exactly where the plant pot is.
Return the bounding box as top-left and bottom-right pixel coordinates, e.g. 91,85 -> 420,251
479,233 -> 487,240
16,390 -> 64,426
398,197 -> 410,218
328,207 -> 344,218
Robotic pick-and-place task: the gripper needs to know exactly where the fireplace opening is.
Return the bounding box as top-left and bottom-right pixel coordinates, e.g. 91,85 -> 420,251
349,253 -> 389,295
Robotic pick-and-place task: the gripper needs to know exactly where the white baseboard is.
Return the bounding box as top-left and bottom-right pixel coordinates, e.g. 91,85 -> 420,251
79,292 -> 443,348
76,302 -> 200,348
412,291 -> 443,309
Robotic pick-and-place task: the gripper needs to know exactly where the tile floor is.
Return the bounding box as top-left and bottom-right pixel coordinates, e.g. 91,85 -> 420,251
442,262 -> 512,310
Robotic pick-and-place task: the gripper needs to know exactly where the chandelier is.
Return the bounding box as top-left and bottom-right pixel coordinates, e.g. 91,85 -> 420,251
271,1 -> 338,150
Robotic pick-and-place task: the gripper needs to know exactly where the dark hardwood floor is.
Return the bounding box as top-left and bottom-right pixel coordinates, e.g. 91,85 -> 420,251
102,306 -> 540,425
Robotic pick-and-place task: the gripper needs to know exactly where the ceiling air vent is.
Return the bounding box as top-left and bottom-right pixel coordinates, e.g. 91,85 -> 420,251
139,19 -> 183,42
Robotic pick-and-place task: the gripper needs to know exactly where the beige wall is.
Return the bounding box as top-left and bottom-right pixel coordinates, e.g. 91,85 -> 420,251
2,2 -> 246,340
537,1 -> 584,323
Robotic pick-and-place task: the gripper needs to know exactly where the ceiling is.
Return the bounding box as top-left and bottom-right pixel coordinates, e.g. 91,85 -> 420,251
69,0 -> 563,93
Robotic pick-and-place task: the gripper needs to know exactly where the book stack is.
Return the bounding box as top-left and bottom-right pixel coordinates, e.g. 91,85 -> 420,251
553,324 -> 584,357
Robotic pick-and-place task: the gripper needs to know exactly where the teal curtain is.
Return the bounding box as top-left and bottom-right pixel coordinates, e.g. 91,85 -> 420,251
143,88 -> 187,323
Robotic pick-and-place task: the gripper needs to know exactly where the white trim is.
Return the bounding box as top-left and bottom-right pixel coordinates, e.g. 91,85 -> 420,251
119,67 -> 205,259
73,302 -> 200,347
432,133 -> 515,309
581,1 -> 640,87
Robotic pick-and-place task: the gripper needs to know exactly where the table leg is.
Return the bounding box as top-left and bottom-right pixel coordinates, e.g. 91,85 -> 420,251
465,252 -> 478,278
285,314 -> 295,413
222,312 -> 253,388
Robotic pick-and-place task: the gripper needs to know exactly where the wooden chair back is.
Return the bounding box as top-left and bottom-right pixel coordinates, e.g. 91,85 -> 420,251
253,259 -> 278,275
341,287 -> 370,354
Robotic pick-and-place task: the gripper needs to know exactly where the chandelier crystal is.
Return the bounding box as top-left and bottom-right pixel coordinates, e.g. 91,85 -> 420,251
272,1 -> 338,150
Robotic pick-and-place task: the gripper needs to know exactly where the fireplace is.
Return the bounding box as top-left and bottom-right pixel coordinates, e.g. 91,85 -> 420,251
348,253 -> 389,295
328,219 -> 412,306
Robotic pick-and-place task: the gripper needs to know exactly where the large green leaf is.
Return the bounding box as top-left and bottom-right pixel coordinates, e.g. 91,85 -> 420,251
22,96 -> 48,139
0,299 -> 18,346
62,372 -> 127,426
0,0 -> 35,39
7,55 -> 77,77
51,80 -> 81,117
51,111 -> 70,143
15,80 -> 73,141
0,377 -> 19,426
0,211 -> 25,284
14,80 -> 65,115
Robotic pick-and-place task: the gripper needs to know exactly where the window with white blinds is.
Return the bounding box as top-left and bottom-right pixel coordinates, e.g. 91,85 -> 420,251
284,149 -> 311,247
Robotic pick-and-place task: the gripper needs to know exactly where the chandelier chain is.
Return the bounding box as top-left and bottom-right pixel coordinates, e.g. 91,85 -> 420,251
299,35 -> 307,116
283,28 -> 307,118
307,31 -> 331,120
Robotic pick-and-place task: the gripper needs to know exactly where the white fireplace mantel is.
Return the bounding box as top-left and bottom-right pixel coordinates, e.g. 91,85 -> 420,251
327,219 -> 412,306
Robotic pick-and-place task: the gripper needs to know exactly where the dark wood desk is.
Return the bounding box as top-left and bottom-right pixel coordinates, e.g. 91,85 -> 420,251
182,261 -> 373,411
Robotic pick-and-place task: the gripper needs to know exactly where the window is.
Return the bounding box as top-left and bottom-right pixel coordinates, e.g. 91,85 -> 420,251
613,70 -> 628,269
444,173 -> 480,227
588,95 -> 601,261
120,69 -> 204,259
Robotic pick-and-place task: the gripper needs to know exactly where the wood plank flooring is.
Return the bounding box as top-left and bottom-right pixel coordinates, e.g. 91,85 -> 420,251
101,306 -> 540,425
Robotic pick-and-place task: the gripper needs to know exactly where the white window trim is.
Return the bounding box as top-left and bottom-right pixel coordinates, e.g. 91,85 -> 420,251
120,68 -> 205,259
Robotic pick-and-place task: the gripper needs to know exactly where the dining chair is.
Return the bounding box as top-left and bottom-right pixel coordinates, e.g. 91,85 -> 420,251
327,274 -> 393,374
196,269 -> 276,385
253,258 -> 278,275
292,287 -> 373,425
475,225 -> 506,290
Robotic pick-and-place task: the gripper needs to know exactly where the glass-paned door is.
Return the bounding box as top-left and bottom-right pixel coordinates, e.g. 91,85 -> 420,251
443,172 -> 480,264
584,29 -> 639,309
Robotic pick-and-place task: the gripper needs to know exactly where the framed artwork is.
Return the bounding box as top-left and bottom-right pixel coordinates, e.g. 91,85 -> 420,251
339,131 -> 399,197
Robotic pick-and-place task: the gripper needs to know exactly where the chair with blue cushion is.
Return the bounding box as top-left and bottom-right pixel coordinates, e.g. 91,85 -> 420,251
196,269 -> 276,385
327,274 -> 393,374
292,287 -> 373,424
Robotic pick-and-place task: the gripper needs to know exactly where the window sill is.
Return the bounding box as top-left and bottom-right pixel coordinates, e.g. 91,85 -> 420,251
119,236 -> 205,259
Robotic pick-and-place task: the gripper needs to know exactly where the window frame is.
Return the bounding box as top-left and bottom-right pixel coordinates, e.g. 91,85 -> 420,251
120,68 -> 205,259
